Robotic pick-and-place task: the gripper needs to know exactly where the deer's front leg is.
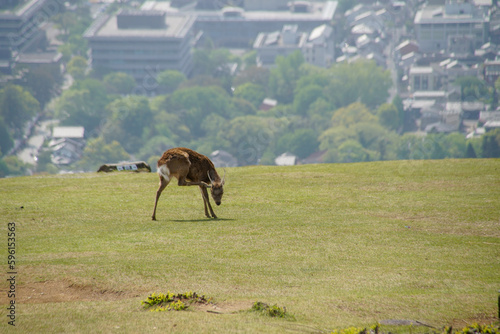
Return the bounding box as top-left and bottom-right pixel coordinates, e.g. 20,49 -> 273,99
200,186 -> 217,219
199,186 -> 211,218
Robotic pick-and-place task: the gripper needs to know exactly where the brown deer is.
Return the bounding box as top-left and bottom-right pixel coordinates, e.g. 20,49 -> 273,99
152,147 -> 225,220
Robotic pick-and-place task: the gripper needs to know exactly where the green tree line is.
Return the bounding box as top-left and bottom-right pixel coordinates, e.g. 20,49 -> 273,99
2,44 -> 499,176
46,49 -> 499,172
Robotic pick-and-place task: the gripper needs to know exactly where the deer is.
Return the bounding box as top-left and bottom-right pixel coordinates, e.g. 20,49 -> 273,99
152,147 -> 225,220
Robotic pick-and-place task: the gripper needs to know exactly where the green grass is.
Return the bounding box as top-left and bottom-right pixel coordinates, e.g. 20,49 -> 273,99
1,159 -> 499,333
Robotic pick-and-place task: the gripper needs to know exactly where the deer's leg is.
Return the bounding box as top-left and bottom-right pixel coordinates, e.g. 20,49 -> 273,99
178,178 -> 211,188
152,175 -> 170,221
200,186 -> 217,219
199,186 -> 211,218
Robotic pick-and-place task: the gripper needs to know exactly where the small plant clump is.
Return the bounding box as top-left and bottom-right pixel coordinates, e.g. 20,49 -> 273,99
141,291 -> 212,312
329,323 -> 499,334
251,301 -> 292,319
331,324 -> 379,334
444,324 -> 500,334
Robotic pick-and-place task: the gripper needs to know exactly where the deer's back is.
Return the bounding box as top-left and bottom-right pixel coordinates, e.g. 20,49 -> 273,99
158,147 -> 214,182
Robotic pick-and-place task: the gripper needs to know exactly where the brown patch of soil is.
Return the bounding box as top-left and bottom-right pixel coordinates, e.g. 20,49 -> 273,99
0,280 -> 139,304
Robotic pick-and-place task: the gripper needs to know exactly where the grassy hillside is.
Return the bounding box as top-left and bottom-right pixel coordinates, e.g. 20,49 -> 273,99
1,159 -> 499,333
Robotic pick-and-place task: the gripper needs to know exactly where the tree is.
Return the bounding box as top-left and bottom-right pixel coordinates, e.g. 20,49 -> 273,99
268,51 -> 305,104
59,35 -> 88,62
24,66 -> 60,109
465,141 -> 477,158
136,135 -> 175,163
77,138 -> 130,171
221,116 -> 285,165
377,103 -> 400,131
319,125 -> 357,152
231,98 -> 257,116
191,48 -> 238,91
52,12 -> 78,41
352,122 -> 390,160
233,82 -> 266,109
276,129 -> 319,159
0,157 -> 9,178
396,134 -> 425,160
323,140 -> 369,163
167,85 -> 233,137
67,56 -> 88,81
0,116 -> 13,156
1,156 -> 30,176
102,95 -> 153,153
307,98 -> 335,132
55,79 -> 110,135
392,95 -> 405,132
324,60 -> 391,109
0,85 -> 39,134
242,50 -> 257,67
157,70 -> 186,94
454,76 -> 490,103
441,133 -> 466,158
331,102 -> 376,128
103,72 -> 136,95
293,85 -> 324,116
481,128 -> 500,158
233,65 -> 270,88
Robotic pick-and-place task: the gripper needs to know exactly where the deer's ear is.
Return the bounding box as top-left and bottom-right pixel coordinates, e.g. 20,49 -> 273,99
221,169 -> 226,186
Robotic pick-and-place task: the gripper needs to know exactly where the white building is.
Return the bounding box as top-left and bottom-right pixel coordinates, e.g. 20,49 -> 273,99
414,0 -> 490,53
409,66 -> 443,92
254,24 -> 334,68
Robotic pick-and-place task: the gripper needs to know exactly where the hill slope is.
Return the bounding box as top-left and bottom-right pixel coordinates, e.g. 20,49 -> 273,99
1,159 -> 499,333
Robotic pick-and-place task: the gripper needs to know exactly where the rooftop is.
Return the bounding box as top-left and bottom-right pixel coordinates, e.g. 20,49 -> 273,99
52,126 -> 85,139
414,3 -> 489,24
0,0 -> 49,19
141,1 -> 337,22
409,66 -> 434,74
84,11 -> 195,40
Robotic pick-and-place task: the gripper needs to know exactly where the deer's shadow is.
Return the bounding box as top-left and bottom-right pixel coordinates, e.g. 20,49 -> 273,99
169,218 -> 235,223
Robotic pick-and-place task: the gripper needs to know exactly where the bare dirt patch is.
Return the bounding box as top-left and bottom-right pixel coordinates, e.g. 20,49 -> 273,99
0,280 -> 139,304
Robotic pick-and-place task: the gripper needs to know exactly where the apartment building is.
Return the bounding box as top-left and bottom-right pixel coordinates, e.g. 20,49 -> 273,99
84,9 -> 195,82
414,0 -> 490,53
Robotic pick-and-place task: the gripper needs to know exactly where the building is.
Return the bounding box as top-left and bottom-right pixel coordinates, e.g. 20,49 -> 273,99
254,23 -> 334,68
84,9 -> 195,82
302,24 -> 334,68
253,25 -> 307,67
409,65 -> 443,92
0,0 -> 57,73
414,0 -> 490,53
49,126 -> 85,166
243,0 -> 289,11
142,0 -> 338,48
483,59 -> 500,85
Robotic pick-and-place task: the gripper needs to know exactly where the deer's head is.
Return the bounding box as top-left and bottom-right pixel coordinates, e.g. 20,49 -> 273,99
208,170 -> 225,206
